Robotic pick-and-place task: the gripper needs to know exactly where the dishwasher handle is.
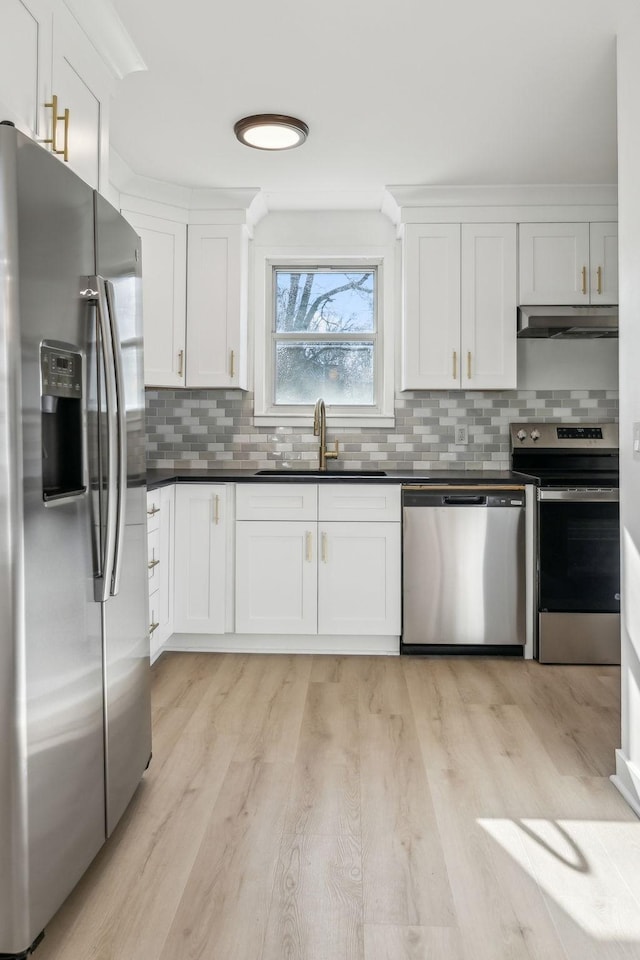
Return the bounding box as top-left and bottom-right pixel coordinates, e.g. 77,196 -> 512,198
442,495 -> 486,506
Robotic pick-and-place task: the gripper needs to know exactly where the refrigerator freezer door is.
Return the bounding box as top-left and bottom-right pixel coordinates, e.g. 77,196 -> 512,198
94,193 -> 151,836
0,127 -> 105,954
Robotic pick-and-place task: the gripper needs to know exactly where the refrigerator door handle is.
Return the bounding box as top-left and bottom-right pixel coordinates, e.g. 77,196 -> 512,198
81,276 -> 118,602
104,279 -> 127,597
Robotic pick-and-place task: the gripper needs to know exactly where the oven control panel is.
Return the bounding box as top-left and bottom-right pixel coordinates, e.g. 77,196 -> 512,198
556,427 -> 603,440
510,421 -> 618,450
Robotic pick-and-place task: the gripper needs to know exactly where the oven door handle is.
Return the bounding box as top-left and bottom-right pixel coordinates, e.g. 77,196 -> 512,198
538,489 -> 619,502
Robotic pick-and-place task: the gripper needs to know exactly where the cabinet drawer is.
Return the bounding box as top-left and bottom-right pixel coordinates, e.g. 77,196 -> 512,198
236,483 -> 317,521
147,492 -> 161,532
318,484 -> 401,522
147,527 -> 161,586
148,587 -> 160,628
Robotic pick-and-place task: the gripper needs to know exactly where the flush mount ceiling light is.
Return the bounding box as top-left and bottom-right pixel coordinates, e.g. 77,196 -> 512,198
234,114 -> 309,151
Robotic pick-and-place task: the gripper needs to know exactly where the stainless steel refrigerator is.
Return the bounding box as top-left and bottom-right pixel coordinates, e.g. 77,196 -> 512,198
0,123 -> 151,958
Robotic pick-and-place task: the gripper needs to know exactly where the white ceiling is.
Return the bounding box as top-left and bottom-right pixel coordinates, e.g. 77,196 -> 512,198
109,0 -> 621,206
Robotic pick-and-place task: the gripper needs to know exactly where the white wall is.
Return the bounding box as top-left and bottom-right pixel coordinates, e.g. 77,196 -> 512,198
613,15 -> 640,816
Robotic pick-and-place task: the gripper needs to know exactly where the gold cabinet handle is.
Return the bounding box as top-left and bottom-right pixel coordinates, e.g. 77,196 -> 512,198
230,349 -> 235,378
147,504 -> 160,516
43,95 -> 59,152
321,531 -> 328,563
581,265 -> 587,295
44,97 -> 70,161
597,266 -> 603,295
453,350 -> 457,380
214,494 -> 220,525
149,620 -> 159,635
467,351 -> 472,380
305,531 -> 312,563
148,558 -> 160,570
59,106 -> 69,162
178,349 -> 184,377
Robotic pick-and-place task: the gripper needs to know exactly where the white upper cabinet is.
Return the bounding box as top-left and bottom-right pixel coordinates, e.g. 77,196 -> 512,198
460,223 -> 517,389
0,0 -> 144,193
51,4 -> 112,191
519,222 -> 618,305
402,222 -> 517,390
122,210 -> 187,387
128,216 -> 250,389
186,224 -> 249,389
589,222 -> 618,304
0,0 -> 51,137
402,224 -> 461,390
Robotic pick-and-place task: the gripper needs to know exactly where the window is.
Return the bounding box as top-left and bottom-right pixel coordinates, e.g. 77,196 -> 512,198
253,243 -> 395,427
273,266 -> 377,405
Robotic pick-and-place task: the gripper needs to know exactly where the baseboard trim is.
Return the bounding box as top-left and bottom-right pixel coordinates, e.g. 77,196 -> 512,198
162,632 -> 400,656
610,750 -> 640,819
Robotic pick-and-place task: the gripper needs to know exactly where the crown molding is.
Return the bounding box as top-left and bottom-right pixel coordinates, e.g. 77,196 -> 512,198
387,183 -> 618,216
109,150 -> 265,230
62,0 -> 146,79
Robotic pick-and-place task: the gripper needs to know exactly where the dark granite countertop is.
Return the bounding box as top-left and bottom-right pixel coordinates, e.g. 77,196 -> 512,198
147,467 -> 535,491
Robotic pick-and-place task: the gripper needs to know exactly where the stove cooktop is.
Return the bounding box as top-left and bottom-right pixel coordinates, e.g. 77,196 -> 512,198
510,421 -> 619,488
517,470 -> 619,489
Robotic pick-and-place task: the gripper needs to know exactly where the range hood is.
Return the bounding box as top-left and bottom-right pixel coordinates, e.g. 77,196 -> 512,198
517,305 -> 618,339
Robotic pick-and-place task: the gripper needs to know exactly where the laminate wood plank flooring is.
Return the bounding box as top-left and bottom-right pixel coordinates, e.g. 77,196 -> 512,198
35,653 -> 638,960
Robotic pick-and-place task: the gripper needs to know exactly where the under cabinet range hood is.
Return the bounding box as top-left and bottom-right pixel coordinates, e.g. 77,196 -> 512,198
517,305 -> 619,339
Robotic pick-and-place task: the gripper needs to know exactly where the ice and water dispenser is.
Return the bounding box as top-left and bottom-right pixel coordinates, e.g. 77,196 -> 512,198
40,341 -> 86,502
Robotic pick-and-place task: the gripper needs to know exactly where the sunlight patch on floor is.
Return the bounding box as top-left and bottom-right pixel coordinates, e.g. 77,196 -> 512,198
478,818 -> 640,942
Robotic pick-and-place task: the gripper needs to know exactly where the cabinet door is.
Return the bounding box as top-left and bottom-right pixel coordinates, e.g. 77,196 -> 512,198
518,223 -> 590,305
186,224 -> 248,388
235,521 -> 317,634
402,224 -> 461,389
158,484 -> 175,641
589,222 -> 618,305
123,211 -> 187,387
461,223 -> 517,389
317,522 -> 401,635
174,485 -> 227,634
148,589 -> 162,663
0,0 -> 51,137
51,4 -> 112,190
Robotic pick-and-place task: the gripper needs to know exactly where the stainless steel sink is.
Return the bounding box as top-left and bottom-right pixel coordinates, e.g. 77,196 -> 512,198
254,469 -> 388,477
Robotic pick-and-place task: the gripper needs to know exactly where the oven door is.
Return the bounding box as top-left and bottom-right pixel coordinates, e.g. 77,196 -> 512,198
538,490 -> 620,614
537,489 -> 620,664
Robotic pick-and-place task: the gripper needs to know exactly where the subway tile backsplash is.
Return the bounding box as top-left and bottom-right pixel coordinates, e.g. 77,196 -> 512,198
145,389 -> 619,472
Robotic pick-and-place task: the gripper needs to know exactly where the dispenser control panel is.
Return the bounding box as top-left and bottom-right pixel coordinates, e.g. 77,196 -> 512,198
41,344 -> 82,399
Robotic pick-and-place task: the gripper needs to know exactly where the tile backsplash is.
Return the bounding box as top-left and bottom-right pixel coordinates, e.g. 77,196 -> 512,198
145,389 -> 619,472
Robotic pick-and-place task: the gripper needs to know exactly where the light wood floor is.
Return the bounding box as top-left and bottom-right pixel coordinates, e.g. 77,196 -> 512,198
35,653 -> 639,960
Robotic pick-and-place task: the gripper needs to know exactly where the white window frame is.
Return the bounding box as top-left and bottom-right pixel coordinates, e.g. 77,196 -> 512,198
253,247 -> 395,427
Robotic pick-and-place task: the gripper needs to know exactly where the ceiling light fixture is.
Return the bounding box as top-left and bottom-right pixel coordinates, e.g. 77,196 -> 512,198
234,114 -> 309,151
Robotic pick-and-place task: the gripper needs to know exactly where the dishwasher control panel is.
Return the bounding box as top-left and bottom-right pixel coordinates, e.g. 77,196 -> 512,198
402,488 -> 525,508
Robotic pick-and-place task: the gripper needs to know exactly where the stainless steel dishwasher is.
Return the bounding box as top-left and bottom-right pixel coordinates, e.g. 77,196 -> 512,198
402,486 -> 526,651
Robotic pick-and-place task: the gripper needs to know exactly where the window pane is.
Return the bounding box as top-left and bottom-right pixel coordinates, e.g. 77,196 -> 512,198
275,270 -> 375,333
275,341 -> 374,404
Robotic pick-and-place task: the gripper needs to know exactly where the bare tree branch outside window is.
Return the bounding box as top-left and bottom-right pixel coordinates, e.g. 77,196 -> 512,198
274,269 -> 376,404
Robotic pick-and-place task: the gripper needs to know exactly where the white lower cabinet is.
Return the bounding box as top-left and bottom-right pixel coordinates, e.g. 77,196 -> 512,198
174,484 -> 227,634
235,484 -> 401,637
317,522 -> 401,635
146,484 -> 175,662
235,521 -> 317,634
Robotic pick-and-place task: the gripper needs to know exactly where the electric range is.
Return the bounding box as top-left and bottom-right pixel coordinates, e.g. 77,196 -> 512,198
510,422 -> 620,664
